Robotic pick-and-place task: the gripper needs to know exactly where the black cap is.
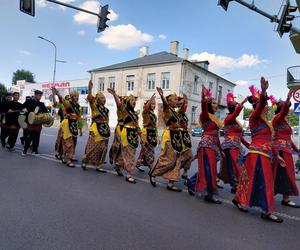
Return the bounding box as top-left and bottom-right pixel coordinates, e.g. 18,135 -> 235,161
5,92 -> 13,97
34,90 -> 43,95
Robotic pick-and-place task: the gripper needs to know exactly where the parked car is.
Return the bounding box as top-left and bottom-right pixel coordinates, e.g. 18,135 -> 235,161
192,127 -> 203,137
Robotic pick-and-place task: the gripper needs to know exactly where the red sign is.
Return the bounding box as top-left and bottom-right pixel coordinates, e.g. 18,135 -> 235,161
293,88 -> 300,102
42,82 -> 70,89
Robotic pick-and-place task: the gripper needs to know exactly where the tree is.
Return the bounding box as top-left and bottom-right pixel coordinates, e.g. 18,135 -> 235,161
0,83 -> 8,101
243,108 -> 252,120
288,109 -> 299,127
12,69 -> 35,85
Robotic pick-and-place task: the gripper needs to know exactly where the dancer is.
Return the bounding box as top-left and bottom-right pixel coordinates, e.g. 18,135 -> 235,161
191,85 -> 223,203
219,93 -> 249,193
108,88 -> 140,183
271,91 -> 300,208
177,94 -> 193,181
0,93 -> 13,148
107,90 -> 127,177
135,93 -> 158,172
52,88 -> 83,167
233,77 -> 284,223
81,80 -> 110,173
150,87 -> 183,192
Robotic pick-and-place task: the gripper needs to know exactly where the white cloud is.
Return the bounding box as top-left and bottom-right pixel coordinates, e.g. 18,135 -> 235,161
235,80 -> 249,86
95,24 -> 153,50
19,50 -> 32,56
77,30 -> 86,36
189,52 -> 265,71
77,61 -> 84,65
37,0 -> 77,9
159,34 -> 167,40
73,1 -> 118,25
36,0 -> 47,8
58,0 -> 77,10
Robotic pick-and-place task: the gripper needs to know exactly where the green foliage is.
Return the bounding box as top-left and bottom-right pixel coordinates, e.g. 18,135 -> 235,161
288,109 -> 299,127
12,69 -> 36,85
0,83 -> 8,101
243,108 -> 252,120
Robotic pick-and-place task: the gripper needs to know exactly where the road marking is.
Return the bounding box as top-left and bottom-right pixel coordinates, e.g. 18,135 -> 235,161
6,146 -> 300,223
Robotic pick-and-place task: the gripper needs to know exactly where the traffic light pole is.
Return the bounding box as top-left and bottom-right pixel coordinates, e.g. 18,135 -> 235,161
46,0 -> 101,18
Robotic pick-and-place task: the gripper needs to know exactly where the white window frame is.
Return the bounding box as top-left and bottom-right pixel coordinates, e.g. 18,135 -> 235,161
161,72 -> 170,90
191,106 -> 197,124
109,77 -> 116,90
147,73 -> 156,90
126,75 -> 135,91
193,75 -> 199,94
98,77 -> 105,92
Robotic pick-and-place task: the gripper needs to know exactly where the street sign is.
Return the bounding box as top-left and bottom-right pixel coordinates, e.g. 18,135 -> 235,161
294,103 -> 300,114
293,88 -> 300,102
20,0 -> 35,16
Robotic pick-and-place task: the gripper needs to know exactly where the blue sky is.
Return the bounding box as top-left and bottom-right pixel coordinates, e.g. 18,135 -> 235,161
0,0 -> 299,99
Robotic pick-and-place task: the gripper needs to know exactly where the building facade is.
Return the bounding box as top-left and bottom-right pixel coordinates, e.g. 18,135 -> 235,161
89,42 -> 236,128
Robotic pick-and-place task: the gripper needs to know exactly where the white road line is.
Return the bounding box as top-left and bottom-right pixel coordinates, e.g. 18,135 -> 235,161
6,147 -> 300,223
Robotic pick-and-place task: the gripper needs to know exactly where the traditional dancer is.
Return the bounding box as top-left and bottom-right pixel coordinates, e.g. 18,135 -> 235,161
107,90 -> 127,177
0,93 -> 13,148
52,88 -> 83,167
177,94 -> 193,181
271,91 -> 300,208
5,92 -> 23,150
135,93 -> 158,172
191,85 -> 224,203
233,77 -> 284,223
81,81 -> 110,173
149,87 -> 183,192
108,88 -> 140,183
53,94 -> 70,160
219,93 -> 249,193
22,90 -> 48,155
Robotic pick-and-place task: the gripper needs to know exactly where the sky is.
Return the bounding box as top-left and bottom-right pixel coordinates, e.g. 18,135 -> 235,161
0,0 -> 299,99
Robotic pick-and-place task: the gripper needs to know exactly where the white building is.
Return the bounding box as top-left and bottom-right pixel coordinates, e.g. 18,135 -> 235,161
89,41 -> 236,128
11,79 -> 90,117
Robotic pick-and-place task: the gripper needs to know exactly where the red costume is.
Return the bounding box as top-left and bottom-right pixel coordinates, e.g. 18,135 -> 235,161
220,104 -> 249,188
272,101 -> 299,197
195,93 -> 222,195
235,92 -> 277,213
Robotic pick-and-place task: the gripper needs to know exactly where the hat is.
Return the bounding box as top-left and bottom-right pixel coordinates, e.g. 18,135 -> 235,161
96,91 -> 105,100
34,90 -> 43,95
249,85 -> 260,103
166,93 -> 177,101
70,90 -> 79,98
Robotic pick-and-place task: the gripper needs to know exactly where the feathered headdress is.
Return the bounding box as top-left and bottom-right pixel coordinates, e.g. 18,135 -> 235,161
226,92 -> 235,106
249,85 -> 260,102
202,86 -> 213,101
166,93 -> 177,101
269,95 -> 278,110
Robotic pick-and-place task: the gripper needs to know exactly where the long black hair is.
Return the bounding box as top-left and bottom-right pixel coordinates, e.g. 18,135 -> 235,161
247,96 -> 258,109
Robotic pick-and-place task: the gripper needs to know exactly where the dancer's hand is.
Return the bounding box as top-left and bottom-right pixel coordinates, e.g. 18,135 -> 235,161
107,88 -> 116,95
277,155 -> 286,168
156,87 -> 163,96
261,77 -> 269,92
88,80 -> 93,90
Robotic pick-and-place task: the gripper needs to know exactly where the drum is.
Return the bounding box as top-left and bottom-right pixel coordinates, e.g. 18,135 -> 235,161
28,112 -> 54,127
18,114 -> 28,129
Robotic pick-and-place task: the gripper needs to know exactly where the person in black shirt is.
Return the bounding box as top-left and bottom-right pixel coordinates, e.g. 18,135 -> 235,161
0,93 -> 13,147
20,96 -> 32,145
5,92 -> 23,150
22,90 -> 48,155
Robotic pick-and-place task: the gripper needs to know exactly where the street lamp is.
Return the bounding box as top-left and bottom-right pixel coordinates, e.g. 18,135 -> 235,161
37,36 -> 67,86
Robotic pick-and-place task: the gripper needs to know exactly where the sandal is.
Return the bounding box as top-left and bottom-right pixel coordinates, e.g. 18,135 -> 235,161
204,195 -> 222,204
55,154 -> 61,160
136,166 -> 145,172
96,168 -> 107,173
166,185 -> 182,192
67,162 -> 75,168
71,158 -> 78,162
81,162 -> 87,171
232,199 -> 248,212
115,169 -> 124,177
261,213 -> 283,223
149,175 -> 156,187
281,200 -> 300,208
126,177 -> 136,184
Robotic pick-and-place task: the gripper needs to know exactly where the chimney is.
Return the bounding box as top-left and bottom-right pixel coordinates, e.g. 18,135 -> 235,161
183,48 -> 189,60
139,46 -> 149,57
170,41 -> 179,56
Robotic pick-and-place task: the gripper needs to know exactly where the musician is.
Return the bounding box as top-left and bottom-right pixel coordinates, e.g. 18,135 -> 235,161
5,92 -> 23,150
20,96 -> 32,145
22,90 -> 47,155
53,88 -> 83,168
0,93 -> 13,148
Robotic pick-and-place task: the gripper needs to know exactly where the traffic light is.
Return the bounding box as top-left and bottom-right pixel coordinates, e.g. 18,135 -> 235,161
20,0 -> 35,16
218,0 -> 232,11
277,0 -> 298,37
97,4 -> 110,33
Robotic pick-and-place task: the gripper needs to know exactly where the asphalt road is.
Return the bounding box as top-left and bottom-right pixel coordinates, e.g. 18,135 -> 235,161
0,127 -> 300,250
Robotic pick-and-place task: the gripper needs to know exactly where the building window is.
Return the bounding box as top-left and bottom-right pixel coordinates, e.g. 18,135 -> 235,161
209,82 -> 213,91
218,85 -> 223,104
98,77 -> 105,92
147,73 -> 156,90
191,106 -> 197,124
109,77 -> 115,90
193,75 -> 199,94
161,72 -> 170,89
126,75 -> 134,91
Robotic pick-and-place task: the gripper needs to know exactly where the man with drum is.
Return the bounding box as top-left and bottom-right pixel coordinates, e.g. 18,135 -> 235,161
5,92 -> 23,151
0,93 -> 13,148
22,90 -> 48,155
